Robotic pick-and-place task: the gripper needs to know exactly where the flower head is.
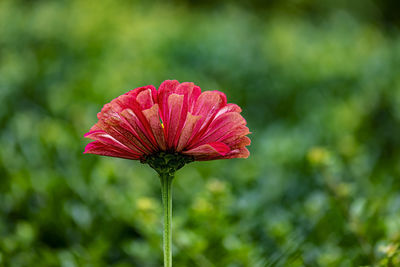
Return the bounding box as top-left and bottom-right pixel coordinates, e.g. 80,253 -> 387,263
84,80 -> 250,170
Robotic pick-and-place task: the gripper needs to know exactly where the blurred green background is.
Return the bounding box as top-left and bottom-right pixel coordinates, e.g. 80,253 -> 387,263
1,0 -> 400,266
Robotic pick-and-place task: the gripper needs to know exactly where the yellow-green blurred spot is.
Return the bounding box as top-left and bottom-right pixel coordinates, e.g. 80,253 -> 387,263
206,179 -> 226,194
192,197 -> 213,213
338,135 -> 358,157
307,146 -> 331,166
16,221 -> 35,244
334,182 -> 352,198
136,197 -> 156,211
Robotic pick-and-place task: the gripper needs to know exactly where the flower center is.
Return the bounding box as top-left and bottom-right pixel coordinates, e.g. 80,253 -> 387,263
141,151 -> 194,176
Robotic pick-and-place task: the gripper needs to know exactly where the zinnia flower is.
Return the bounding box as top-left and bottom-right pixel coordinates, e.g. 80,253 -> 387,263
84,80 -> 250,267
84,80 -> 250,164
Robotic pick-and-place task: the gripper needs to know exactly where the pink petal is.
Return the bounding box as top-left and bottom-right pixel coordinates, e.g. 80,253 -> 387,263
84,129 -> 144,155
218,125 -> 251,145
229,136 -> 251,149
214,103 -> 242,118
175,82 -> 201,109
182,142 -> 231,160
95,104 -> 156,154
142,104 -> 166,151
186,91 -> 228,145
120,108 -> 158,153
224,147 -> 250,159
84,141 -> 141,160
136,88 -> 155,110
176,113 -> 201,152
121,85 -> 157,108
157,81 -> 202,150
201,146 -> 250,161
101,89 -> 160,151
189,112 -> 246,149
158,80 -> 180,94
97,85 -> 157,117
157,80 -> 180,125
192,91 -> 227,118
166,93 -> 185,149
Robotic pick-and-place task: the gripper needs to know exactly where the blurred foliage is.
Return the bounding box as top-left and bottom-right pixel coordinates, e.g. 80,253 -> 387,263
1,0 -> 400,266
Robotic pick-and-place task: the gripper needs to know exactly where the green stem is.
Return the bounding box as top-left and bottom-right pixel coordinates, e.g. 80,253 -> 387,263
160,172 -> 174,267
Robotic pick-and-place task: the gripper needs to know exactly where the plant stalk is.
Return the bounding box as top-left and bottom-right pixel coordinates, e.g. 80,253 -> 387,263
160,172 -> 174,267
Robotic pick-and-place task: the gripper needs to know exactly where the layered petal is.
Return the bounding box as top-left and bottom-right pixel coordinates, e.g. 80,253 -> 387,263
165,94 -> 185,149
176,113 -> 201,152
188,112 -> 247,149
142,104 -> 166,151
185,91 -> 228,145
84,141 -> 141,160
84,129 -> 143,155
182,142 -> 231,160
157,80 -> 180,128
157,81 -> 201,149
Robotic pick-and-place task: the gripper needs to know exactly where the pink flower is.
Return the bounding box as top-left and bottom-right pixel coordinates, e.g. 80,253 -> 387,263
84,80 -> 250,162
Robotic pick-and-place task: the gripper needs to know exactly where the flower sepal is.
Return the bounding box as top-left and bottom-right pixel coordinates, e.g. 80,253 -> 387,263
141,152 -> 194,176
